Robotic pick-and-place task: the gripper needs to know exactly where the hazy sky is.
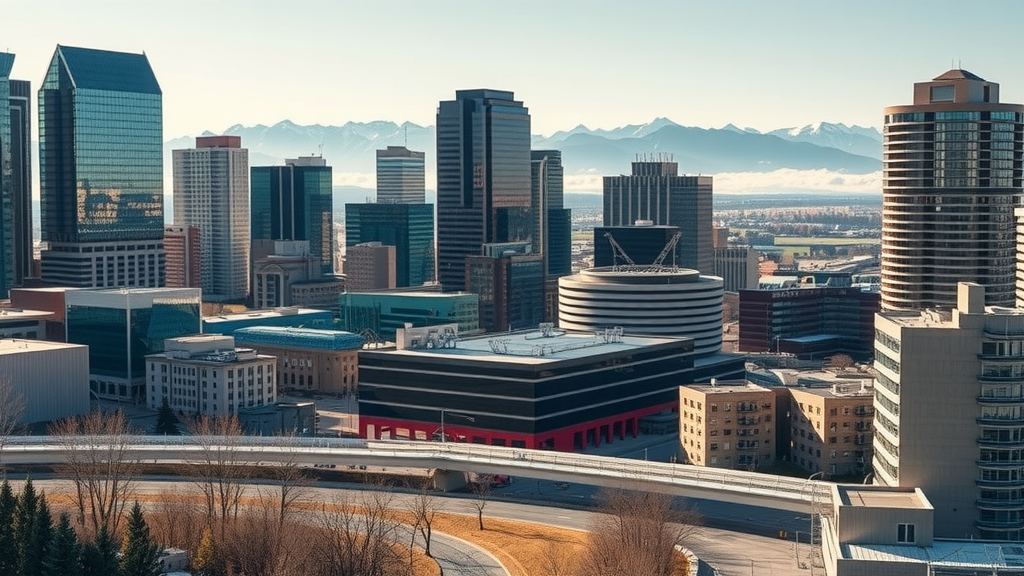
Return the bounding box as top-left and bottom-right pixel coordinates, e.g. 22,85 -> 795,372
6,0 -> 1023,141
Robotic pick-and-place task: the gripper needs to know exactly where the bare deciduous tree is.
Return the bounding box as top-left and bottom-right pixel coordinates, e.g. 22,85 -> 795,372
49,409 -> 140,535
827,353 -> 855,372
469,475 -> 492,530
577,487 -> 700,576
541,540 -> 577,576
310,491 -> 412,576
406,487 -> 443,558
185,415 -> 251,538
265,433 -> 313,527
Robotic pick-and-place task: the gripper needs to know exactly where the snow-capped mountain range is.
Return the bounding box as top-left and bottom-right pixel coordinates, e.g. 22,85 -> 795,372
164,118 -> 882,178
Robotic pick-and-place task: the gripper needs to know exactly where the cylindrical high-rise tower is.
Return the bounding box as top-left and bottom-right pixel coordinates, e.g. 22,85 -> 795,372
881,69 -> 1024,310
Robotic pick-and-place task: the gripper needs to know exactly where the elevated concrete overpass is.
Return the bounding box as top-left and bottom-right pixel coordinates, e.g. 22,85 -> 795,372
1,435 -> 832,514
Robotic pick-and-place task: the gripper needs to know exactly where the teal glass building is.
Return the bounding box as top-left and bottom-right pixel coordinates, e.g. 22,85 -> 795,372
38,46 -> 165,287
339,291 -> 479,340
65,288 -> 201,402
0,53 -> 31,297
345,203 -> 435,288
251,157 -> 334,276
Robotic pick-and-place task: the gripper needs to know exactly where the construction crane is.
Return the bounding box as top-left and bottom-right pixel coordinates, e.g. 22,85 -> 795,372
650,231 -> 682,271
603,232 -> 637,271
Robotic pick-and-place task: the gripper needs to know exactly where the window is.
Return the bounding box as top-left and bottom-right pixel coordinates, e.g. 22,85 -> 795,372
897,523 -> 916,544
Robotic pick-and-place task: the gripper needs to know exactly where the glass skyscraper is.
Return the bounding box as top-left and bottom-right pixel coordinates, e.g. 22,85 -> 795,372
345,203 -> 435,288
376,146 -> 425,204
251,157 -> 334,277
0,53 -> 31,297
38,45 -> 165,288
436,89 -> 532,292
531,150 -> 571,278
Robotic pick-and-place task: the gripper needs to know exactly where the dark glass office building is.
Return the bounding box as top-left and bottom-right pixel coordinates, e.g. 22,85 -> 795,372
345,203 -> 435,287
251,157 -> 334,276
38,46 -> 166,288
436,89 -> 532,291
531,150 -> 571,278
466,242 -> 544,333
738,286 -> 880,360
0,54 -> 32,297
603,161 -> 713,275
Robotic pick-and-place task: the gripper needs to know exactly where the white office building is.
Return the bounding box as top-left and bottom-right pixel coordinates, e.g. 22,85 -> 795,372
146,335 -> 276,416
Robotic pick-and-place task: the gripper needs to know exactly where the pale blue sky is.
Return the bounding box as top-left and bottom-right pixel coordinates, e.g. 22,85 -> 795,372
5,0 -> 1023,139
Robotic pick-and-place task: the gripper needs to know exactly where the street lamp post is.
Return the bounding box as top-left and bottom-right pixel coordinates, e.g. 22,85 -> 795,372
439,409 -> 474,442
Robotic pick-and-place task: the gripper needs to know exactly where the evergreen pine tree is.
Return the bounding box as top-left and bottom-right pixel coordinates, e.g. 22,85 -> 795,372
45,513 -> 82,576
0,480 -> 17,575
118,502 -> 162,576
80,524 -> 119,576
154,398 -> 179,435
25,494 -> 54,576
13,477 -> 38,576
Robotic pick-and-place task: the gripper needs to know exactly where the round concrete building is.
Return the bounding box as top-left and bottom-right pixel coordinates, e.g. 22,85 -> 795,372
558,267 -> 724,356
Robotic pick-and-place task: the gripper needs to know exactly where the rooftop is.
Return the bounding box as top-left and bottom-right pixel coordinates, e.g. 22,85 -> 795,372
233,326 -> 365,351
685,382 -> 770,395
837,486 -> 931,509
204,307 -> 329,323
0,308 -> 54,322
844,539 -> 1024,571
57,45 -> 161,94
375,326 -> 688,365
0,339 -> 86,355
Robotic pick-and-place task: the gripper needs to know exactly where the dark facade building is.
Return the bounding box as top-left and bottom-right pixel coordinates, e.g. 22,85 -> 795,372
345,203 -> 435,287
359,325 -> 694,451
603,160 -> 713,275
0,57 -> 32,296
376,146 -> 425,204
882,70 -> 1024,310
38,46 -> 166,288
531,150 -> 571,278
466,243 -> 544,333
738,287 -> 880,360
251,157 -> 334,277
594,224 -> 682,268
436,89 -> 532,291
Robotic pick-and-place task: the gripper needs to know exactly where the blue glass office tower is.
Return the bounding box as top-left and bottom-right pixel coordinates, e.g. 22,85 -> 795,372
436,89 -> 532,292
251,157 -> 334,277
0,54 -> 31,297
38,46 -> 166,288
0,53 -> 14,297
345,203 -> 435,288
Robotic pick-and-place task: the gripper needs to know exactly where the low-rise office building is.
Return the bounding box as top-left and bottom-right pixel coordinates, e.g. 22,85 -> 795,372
146,335 -> 277,416
0,308 -> 52,339
359,323 -> 694,451
233,326 -> 364,396
339,291 -> 479,341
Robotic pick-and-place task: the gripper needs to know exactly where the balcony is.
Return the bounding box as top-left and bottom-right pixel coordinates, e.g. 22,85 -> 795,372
978,417 -> 1024,427
978,459 -> 1024,468
978,374 -> 1024,383
737,417 -> 760,426
979,438 -> 1024,448
985,328 -> 1024,340
736,404 -> 759,413
976,478 -> 1024,488
854,408 -> 874,417
977,498 -> 1024,510
975,519 -> 1024,531
978,395 -> 1024,404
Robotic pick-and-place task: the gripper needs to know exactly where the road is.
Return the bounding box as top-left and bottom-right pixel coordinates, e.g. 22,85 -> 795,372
22,478 -> 813,576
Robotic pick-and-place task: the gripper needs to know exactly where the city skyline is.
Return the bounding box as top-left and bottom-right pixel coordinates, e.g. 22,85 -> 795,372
4,0 -> 1023,143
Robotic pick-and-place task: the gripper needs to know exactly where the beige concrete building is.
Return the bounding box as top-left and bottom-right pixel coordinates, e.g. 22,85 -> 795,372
873,282 -> 1024,540
146,335 -> 277,416
788,379 -> 874,478
679,382 -> 775,470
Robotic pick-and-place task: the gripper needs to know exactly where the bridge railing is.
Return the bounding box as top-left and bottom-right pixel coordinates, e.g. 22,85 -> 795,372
2,435 -> 833,507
